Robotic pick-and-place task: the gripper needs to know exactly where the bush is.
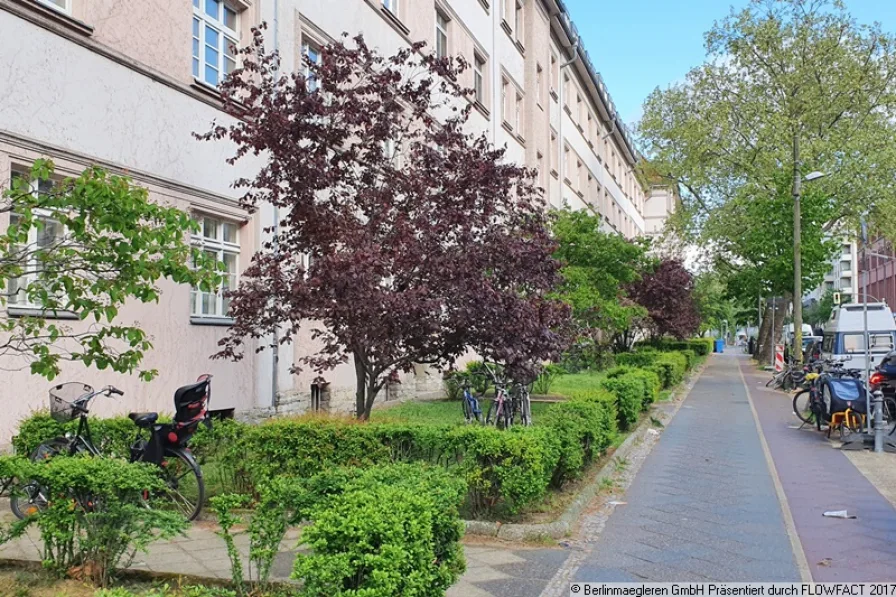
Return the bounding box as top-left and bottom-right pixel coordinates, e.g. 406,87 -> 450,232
627,369 -> 661,409
292,464 -> 466,597
464,361 -> 502,395
13,413 -> 136,459
614,350 -> 658,368
680,349 -> 697,371
442,370 -> 472,401
687,338 -> 713,356
0,455 -> 186,587
540,397 -> 617,487
532,363 -> 565,395
600,375 -> 644,430
560,340 -> 615,373
655,352 -> 688,387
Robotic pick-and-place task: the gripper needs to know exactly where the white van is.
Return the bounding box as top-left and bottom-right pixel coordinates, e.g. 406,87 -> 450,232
822,303 -> 896,376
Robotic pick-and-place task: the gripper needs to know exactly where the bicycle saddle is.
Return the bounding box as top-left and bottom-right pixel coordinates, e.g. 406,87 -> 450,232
128,412 -> 159,429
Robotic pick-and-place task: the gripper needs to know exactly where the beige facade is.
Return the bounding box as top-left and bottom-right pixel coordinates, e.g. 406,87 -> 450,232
0,0 -> 668,445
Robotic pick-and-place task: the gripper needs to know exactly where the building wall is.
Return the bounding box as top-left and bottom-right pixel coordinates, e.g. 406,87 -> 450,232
0,1 -> 262,447
1,0 -> 673,441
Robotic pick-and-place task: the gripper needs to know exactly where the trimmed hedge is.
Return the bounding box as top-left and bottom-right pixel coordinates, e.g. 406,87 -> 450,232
540,395 -> 617,487
605,367 -> 660,410
687,338 -> 714,356
291,464 -> 467,597
614,350 -> 658,368
680,349 -> 697,371
599,375 -> 643,431
655,352 -> 688,387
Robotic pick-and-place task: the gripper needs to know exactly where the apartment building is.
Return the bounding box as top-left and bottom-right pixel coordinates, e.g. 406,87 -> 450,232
805,239 -> 860,305
0,0 -> 663,443
644,184 -> 680,238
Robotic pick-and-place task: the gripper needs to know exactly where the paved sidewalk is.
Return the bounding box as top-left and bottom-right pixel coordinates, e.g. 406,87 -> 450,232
740,358 -> 896,581
565,354 -> 801,582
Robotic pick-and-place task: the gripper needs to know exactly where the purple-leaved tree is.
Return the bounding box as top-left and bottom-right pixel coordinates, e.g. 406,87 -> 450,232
200,30 -> 569,418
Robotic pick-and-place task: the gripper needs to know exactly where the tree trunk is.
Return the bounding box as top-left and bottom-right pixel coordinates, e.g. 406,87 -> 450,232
354,352 -> 368,420
756,302 -> 774,365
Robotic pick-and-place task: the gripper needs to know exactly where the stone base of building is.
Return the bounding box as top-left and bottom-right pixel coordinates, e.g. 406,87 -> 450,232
236,367 -> 446,425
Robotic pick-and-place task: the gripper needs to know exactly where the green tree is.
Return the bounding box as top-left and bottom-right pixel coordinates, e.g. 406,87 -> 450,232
639,0 -> 896,358
1,160 -> 220,380
551,209 -> 650,347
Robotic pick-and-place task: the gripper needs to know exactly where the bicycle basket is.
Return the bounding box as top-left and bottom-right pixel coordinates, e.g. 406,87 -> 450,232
49,382 -> 93,423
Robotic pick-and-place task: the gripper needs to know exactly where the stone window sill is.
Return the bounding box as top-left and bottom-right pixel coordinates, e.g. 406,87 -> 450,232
9,0 -> 94,36
7,306 -> 79,320
190,316 -> 235,327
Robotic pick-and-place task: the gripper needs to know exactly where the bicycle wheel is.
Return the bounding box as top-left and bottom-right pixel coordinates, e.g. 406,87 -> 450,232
792,390 -> 815,425
153,450 -> 205,522
462,399 -> 473,423
10,439 -> 70,519
881,397 -> 896,436
520,393 -> 532,426
485,400 -> 499,426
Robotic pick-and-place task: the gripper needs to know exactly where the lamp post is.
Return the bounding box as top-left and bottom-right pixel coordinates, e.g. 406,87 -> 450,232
792,170 -> 828,366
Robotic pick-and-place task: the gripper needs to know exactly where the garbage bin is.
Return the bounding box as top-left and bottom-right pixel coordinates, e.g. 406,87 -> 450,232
714,339 -> 725,353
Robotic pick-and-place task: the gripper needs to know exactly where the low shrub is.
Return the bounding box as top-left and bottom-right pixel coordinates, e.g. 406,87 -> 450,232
532,363 -> 566,395
687,338 -> 714,356
13,413 -> 136,459
442,370 -> 472,401
655,352 -> 688,387
540,397 -> 617,487
628,369 -> 662,409
614,350 -> 658,368
0,455 -> 186,587
292,464 -> 466,597
464,361 -> 502,395
599,375 -> 644,430
680,349 -> 697,371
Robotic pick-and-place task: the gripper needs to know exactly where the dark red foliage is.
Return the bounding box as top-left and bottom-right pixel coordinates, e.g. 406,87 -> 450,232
199,30 -> 569,418
627,259 -> 700,340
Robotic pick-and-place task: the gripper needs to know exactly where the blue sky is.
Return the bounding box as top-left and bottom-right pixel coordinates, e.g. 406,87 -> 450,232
561,0 -> 896,125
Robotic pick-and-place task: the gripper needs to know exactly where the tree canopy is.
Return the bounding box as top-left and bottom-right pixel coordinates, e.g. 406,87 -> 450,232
0,161 -> 220,380
551,209 -> 649,343
203,32 -> 569,418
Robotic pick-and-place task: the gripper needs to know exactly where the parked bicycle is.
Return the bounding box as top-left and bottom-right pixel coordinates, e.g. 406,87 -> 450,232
510,381 -> 532,427
461,378 -> 483,424
10,376 -> 212,522
484,365 -> 513,429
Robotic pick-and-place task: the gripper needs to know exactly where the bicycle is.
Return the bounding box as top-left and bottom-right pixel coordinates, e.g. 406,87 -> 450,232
11,377 -> 211,522
484,366 -> 512,429
461,379 -> 483,424
510,381 -> 532,426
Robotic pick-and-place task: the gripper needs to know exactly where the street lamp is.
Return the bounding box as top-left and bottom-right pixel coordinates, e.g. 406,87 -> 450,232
792,170 -> 828,366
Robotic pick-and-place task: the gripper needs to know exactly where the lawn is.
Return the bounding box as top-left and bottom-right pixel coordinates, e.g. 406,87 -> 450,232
370,399 -> 554,425
550,371 -> 606,397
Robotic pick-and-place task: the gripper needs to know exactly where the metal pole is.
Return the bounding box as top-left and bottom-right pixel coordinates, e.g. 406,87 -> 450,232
792,133 -> 804,365
771,297 -> 776,368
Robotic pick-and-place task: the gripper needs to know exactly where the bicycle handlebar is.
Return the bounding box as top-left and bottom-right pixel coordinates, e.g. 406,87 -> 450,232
74,385 -> 124,406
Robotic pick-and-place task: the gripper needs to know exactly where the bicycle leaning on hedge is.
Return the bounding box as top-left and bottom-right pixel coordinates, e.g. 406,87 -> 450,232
460,379 -> 483,423
11,376 -> 213,522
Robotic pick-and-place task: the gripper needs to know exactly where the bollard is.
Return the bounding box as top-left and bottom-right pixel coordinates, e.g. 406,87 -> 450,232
873,389 -> 884,454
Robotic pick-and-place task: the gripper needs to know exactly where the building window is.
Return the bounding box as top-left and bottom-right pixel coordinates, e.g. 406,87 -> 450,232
563,75 -> 570,107
191,216 -> 240,319
502,77 -> 509,124
37,0 -> 69,12
536,63 -> 543,104
436,11 -> 449,59
576,160 -> 582,191
6,172 -> 63,309
514,1 -> 524,40
576,94 -> 582,124
515,92 -> 523,132
192,0 -> 238,87
550,132 -> 558,175
550,52 -> 559,96
382,0 -> 398,16
302,39 -> 323,92
474,54 -> 485,104
564,145 -> 571,180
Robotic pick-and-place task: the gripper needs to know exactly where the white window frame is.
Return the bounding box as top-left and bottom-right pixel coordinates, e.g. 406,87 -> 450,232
473,54 -> 485,104
436,11 -> 449,59
191,215 -> 240,320
36,0 -> 70,14
6,173 -> 65,310
302,38 -> 323,92
382,0 -> 398,17
192,0 -> 239,88
514,92 -> 523,132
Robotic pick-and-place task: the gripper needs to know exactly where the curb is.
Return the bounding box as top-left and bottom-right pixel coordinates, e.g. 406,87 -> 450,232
463,358 -> 708,541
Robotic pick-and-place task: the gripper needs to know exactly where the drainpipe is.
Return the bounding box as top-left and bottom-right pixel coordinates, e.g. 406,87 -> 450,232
270,0 -> 280,408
